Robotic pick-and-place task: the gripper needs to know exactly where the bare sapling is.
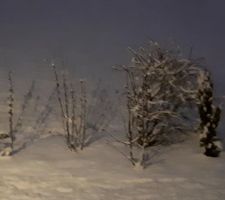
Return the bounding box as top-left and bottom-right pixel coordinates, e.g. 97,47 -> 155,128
62,71 -> 72,147
70,83 -> 77,148
52,64 -> 66,130
79,79 -> 87,150
52,64 -> 73,149
125,73 -> 136,165
8,71 -> 14,155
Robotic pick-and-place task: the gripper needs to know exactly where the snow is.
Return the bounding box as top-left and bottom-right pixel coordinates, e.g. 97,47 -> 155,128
0,135 -> 225,200
0,146 -> 12,156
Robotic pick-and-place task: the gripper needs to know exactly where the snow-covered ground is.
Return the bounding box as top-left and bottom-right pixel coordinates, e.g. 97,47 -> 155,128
0,135 -> 224,200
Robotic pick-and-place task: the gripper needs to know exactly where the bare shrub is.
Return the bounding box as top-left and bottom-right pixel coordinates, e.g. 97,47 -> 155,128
52,64 -> 88,150
52,65 -> 115,151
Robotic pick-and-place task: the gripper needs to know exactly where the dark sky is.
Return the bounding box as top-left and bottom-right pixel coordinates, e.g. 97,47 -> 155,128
0,0 -> 225,87
0,0 -> 225,135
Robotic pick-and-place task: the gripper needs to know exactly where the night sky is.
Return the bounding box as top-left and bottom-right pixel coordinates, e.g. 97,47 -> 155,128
0,0 -> 225,131
0,1 -> 224,79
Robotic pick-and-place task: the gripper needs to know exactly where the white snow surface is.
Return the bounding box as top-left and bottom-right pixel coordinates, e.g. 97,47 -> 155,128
0,135 -> 225,200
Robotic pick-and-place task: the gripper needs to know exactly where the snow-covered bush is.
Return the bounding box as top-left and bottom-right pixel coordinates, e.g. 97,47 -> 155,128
114,42 -> 198,167
197,70 -> 223,157
114,41 -> 222,167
